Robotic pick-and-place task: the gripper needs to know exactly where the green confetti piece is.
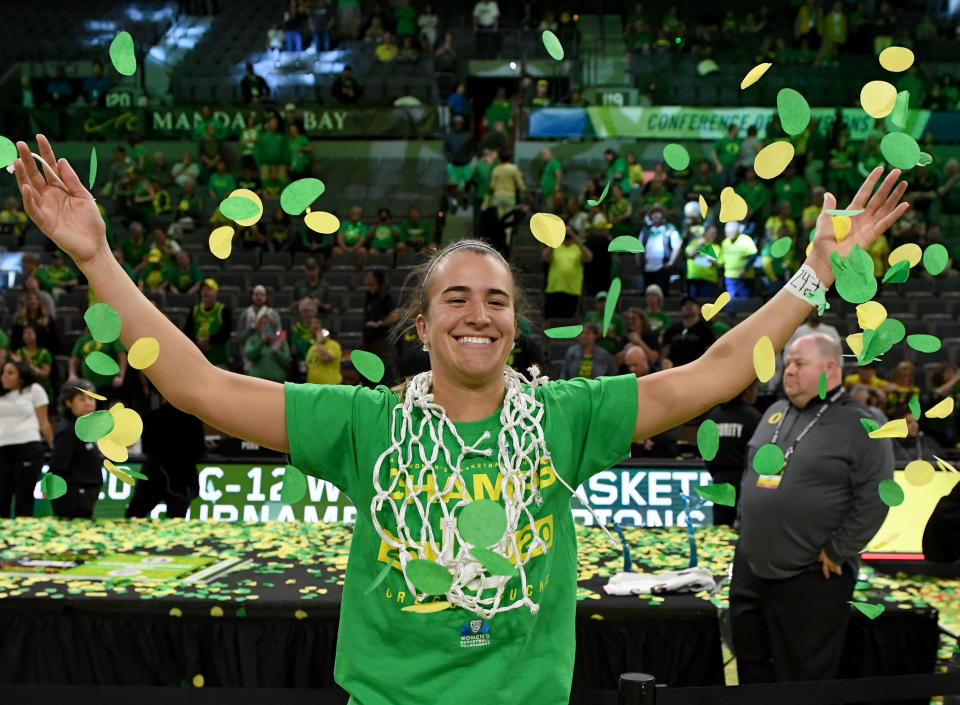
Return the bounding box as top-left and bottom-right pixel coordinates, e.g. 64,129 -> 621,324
602,277 -> 622,337
850,601 -> 886,619
236,607 -> 248,617
694,483 -> 735,507
471,547 -> 518,577
84,351 -> 120,376
818,370 -> 827,400
406,559 -> 453,594
544,325 -> 583,339
218,196 -> 261,221
697,244 -> 718,260
906,334 -> 941,353
75,410 -> 115,442
541,29 -> 564,60
860,418 -> 880,433
84,303 -> 122,343
663,143 -> 690,171
880,131 -> 921,170
696,419 -> 719,461
351,350 -> 384,383
364,561 -> 393,595
824,208 -> 865,217
908,396 -> 921,420
753,444 -> 784,475
890,90 -> 909,129
280,178 -> 325,215
859,317 -> 905,365
125,468 -> 148,480
109,31 -> 137,76
922,243 -> 948,276
280,465 -> 307,503
88,147 -> 97,189
586,180 -> 610,207
776,88 -> 811,136
804,287 -> 829,315
608,236 -> 644,253
0,136 -> 15,168
882,259 -> 911,284
831,245 -> 877,304
458,500 -> 507,547
878,478 -> 904,507
41,473 -> 67,500
916,152 -> 932,167
770,236 -> 792,258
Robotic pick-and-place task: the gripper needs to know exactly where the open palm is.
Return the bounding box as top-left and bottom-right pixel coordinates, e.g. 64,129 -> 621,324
13,135 -> 107,265
809,167 -> 909,284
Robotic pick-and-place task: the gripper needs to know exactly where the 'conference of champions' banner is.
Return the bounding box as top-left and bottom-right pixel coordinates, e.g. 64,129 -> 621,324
529,105 -> 949,142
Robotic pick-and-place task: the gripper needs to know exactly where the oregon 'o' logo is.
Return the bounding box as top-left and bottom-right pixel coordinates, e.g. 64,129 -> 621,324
767,411 -> 783,424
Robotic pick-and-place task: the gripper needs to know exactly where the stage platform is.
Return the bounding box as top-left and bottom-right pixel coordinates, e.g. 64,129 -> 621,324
0,520 -> 952,703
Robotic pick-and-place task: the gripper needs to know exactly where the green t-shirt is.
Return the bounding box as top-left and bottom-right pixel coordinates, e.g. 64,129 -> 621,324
713,137 -> 741,167
284,374 -> 637,705
399,220 -> 433,246
395,5 -> 417,35
606,157 -> 630,193
71,333 -> 125,388
290,134 -> 312,172
255,131 -> 291,166
583,311 -> 624,353
539,157 -> 563,196
473,160 -> 496,200
209,173 -> 238,202
340,220 -> 369,246
734,181 -> 769,218
39,264 -> 76,287
773,176 -> 809,219
646,311 -> 671,334
139,262 -> 167,289
369,224 -> 397,251
18,346 -> 53,401
483,100 -> 513,129
191,302 -> 229,366
121,238 -> 150,268
165,265 -> 204,292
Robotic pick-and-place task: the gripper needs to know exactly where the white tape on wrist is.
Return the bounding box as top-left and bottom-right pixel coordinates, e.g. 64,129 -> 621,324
785,264 -> 823,304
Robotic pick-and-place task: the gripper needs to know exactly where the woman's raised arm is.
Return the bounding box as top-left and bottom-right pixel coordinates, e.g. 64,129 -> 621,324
14,136 -> 289,452
633,167 -> 909,441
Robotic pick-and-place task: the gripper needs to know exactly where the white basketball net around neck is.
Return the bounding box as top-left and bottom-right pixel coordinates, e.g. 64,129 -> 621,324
370,365 -> 618,619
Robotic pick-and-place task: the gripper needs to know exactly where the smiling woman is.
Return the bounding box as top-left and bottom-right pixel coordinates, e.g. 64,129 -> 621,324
12,135 -> 910,705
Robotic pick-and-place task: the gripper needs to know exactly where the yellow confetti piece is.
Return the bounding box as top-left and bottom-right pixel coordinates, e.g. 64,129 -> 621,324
865,533 -> 899,551
934,455 -> 958,473
127,337 -> 159,370
401,601 -> 453,613
752,336 -> 775,383
701,291 -> 730,321
925,397 -> 954,419
103,459 -> 134,485
860,80 -> 897,118
868,418 -> 908,438
209,225 -> 234,260
903,460 -> 935,487
740,62 -> 772,89
192,674 -> 205,688
856,301 -> 887,330
303,208 -> 340,234
105,404 -> 143,447
590,614 -> 604,621
76,387 -> 107,401
805,241 -> 813,257
878,46 -> 914,73
888,243 -> 922,268
753,141 -> 795,180
832,215 -> 851,242
169,607 -> 183,617
846,332 -> 863,356
530,212 -> 566,247
698,194 -> 707,218
97,435 -> 128,463
718,187 -> 747,223
210,606 -> 223,617
227,188 -> 263,227
294,609 -> 308,620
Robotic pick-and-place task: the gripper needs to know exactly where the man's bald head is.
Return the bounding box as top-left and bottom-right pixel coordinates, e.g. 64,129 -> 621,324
624,345 -> 650,377
783,333 -> 844,408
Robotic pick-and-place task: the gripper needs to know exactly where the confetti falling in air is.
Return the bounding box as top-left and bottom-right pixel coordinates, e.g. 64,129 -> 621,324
530,212 -> 565,247
280,465 -> 307,503
109,31 -> 137,76
228,188 -> 263,226
889,243 -> 923,268
84,303 -> 122,343
608,235 -> 644,253
740,62 -> 772,89
858,318 -> 906,365
832,215 -> 852,242
106,404 -> 143,447
541,30 -> 564,60
694,483 -> 735,507
103,459 -> 135,485
350,350 -> 385,384
219,196 -> 261,222
860,80 -> 897,118
882,260 -> 910,284
850,601 -> 886,619
718,187 -> 747,222
856,301 -> 887,330
925,397 -> 954,419
280,178 -> 326,215
406,559 -> 453,595
40,473 -> 67,500
471,547 -> 518,576
922,244 -> 948,276
753,141 -> 795,180
818,371 -> 827,400
906,334 -> 941,353
544,325 -> 583,339
77,387 -> 107,401
770,237 -> 792,258
209,226 -> 234,260
662,144 -> 690,171
587,180 -> 610,207
75,410 -> 115,442
825,208 -> 864,217
696,419 -> 719,461
878,46 -> 914,72
88,147 -> 98,189
752,336 -> 775,383
85,351 -> 120,376
698,194 -> 708,218
830,245 -> 877,304
903,460 -> 934,487
753,444 -> 785,475
602,278 -> 622,337
127,337 -> 159,370
0,136 -> 16,168
890,90 -> 910,129
776,88 -> 810,136
304,209 -> 340,234
880,132 -> 922,170
877,478 -> 905,507
700,292 -> 730,321
457,500 -> 507,548
97,435 -> 128,463
868,419 -> 908,439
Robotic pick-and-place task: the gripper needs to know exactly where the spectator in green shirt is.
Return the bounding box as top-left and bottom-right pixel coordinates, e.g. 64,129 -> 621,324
69,331 -> 128,399
773,163 -> 809,220
537,147 -> 563,210
369,208 -> 400,254
16,324 -> 54,402
121,222 -> 150,277
603,149 -> 630,194
289,123 -> 312,179
734,167 -> 770,228
164,250 -> 205,295
683,160 -> 721,207
191,105 -> 227,141
244,315 -> 291,383
482,87 -> 513,132
138,248 -> 168,296
710,123 -> 741,186
335,205 -> 369,255
174,180 -> 204,222
643,284 -> 672,336
583,290 -> 624,354
255,114 -> 291,183
39,251 -> 78,300
207,158 -> 237,203
291,257 -> 332,314
394,0 -> 417,39
398,206 -> 434,252
473,148 -> 498,211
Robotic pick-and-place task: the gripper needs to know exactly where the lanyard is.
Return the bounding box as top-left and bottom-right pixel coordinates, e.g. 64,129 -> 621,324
770,388 -> 845,467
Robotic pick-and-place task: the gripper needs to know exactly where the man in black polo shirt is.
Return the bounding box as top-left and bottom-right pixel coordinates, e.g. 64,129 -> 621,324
661,296 -> 715,368
732,332 -> 893,683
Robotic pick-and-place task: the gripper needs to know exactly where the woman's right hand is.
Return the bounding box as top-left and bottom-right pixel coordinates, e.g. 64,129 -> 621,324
13,135 -> 108,266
